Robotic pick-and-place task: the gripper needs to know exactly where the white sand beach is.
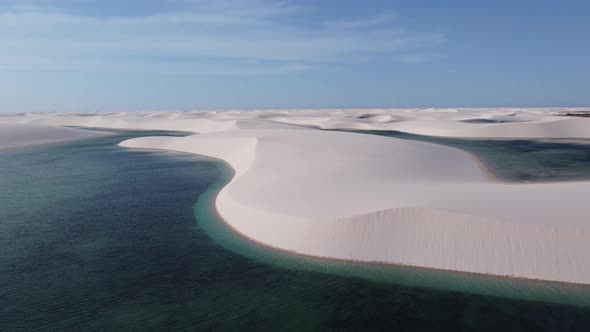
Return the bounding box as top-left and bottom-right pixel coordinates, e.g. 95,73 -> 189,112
2,108 -> 590,284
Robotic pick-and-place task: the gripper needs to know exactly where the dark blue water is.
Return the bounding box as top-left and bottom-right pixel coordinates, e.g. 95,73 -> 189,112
1,131 -> 590,331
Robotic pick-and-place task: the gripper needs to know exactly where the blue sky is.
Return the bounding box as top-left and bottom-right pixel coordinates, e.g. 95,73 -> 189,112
1,0 -> 589,112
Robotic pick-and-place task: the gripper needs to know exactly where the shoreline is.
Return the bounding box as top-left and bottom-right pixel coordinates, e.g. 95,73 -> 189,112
0,126 -> 114,153
332,128 -> 590,185
197,159 -> 590,308
119,126 -> 590,286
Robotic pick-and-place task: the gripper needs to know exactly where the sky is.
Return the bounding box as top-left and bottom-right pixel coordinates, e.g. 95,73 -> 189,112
1,0 -> 589,112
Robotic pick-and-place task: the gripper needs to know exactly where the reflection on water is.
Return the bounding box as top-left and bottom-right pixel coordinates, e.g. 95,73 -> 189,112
0,131 -> 589,331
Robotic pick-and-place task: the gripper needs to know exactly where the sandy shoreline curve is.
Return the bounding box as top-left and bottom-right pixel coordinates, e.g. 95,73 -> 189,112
201,159 -> 590,289
1,108 -> 590,285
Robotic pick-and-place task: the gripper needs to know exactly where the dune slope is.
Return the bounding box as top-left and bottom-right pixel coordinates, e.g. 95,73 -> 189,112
121,127 -> 590,284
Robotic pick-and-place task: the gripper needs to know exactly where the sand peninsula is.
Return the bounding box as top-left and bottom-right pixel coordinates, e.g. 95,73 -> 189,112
2,108 -> 590,284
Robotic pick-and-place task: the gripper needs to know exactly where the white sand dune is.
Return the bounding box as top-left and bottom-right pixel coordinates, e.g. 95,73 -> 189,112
0,123 -> 109,150
268,108 -> 590,138
2,108 -> 590,284
119,127 -> 590,284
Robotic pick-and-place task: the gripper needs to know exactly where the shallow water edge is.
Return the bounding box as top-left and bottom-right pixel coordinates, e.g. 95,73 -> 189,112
193,158 -> 590,308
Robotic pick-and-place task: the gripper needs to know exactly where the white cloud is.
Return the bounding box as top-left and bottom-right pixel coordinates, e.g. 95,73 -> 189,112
0,1 -> 445,75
